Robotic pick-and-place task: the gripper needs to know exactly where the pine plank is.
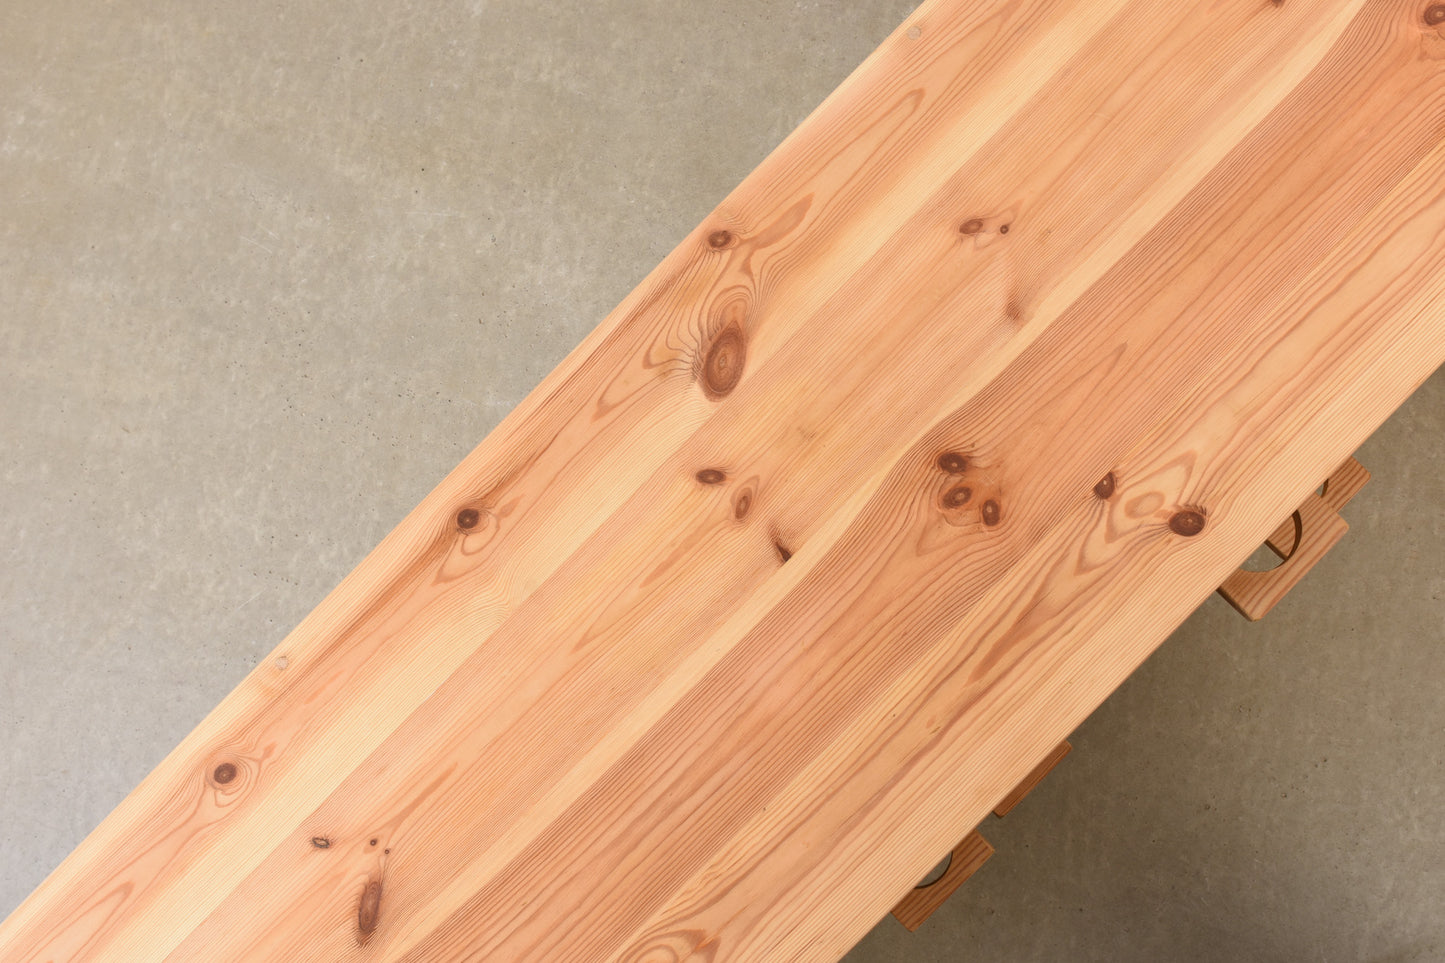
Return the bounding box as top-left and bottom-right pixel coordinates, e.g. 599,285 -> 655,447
3,1 -> 1445,961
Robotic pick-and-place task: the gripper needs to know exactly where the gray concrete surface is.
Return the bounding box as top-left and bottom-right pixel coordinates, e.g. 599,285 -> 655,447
1,2 -> 1441,959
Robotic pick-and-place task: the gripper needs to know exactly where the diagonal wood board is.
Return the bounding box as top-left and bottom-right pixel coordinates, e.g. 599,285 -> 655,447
4,0 -> 1445,959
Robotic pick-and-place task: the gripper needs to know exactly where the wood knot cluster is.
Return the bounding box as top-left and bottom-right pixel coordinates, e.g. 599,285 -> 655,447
935,449 -> 1002,527
958,217 -> 1011,239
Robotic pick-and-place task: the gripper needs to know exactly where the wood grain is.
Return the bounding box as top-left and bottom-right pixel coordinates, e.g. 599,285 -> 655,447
3,1 -> 1444,960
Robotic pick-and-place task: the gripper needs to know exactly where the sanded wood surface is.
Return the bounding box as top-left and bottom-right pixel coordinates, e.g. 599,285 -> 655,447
4,1 -> 1445,960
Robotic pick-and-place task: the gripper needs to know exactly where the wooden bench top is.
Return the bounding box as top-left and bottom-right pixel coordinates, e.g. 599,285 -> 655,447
4,0 -> 1444,959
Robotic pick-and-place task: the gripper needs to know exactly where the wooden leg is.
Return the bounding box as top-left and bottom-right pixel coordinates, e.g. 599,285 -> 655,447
891,738 -> 1071,931
1218,456 -> 1368,621
890,830 -> 993,932
993,740 -> 1072,817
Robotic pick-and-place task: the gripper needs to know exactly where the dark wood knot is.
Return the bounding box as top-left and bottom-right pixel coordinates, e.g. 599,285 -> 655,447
937,451 -> 968,474
695,468 -> 726,485
940,485 -> 973,510
1093,472 -> 1116,499
1169,510 -> 1206,536
702,324 -> 746,399
358,878 -> 383,937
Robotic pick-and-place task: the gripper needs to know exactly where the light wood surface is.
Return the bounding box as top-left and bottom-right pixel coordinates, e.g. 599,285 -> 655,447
4,1 -> 1445,960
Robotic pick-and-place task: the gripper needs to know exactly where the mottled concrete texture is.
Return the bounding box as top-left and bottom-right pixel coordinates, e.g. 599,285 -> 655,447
1,1 -> 1441,959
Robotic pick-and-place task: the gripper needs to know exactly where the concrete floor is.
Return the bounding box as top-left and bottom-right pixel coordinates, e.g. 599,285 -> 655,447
1,1 -> 1441,959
